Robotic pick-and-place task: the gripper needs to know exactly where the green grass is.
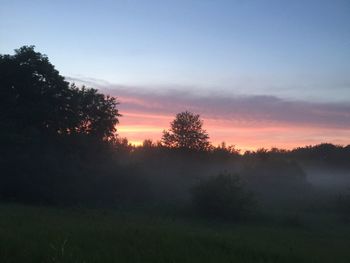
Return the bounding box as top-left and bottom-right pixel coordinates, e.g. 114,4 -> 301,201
0,204 -> 349,263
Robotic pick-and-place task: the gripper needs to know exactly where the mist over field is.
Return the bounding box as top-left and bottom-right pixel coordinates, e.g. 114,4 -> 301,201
1,0 -> 350,261
1,45 -> 350,263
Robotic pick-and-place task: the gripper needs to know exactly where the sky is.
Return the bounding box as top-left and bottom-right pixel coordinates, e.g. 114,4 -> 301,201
1,0 -> 350,150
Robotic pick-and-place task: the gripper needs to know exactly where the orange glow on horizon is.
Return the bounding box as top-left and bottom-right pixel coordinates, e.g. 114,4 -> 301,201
128,140 -> 144,146
117,111 -> 350,152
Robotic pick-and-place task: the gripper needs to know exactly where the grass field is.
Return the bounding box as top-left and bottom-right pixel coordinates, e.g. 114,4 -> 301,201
0,204 -> 349,263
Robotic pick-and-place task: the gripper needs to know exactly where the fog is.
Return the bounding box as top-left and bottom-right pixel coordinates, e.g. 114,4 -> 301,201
304,166 -> 350,191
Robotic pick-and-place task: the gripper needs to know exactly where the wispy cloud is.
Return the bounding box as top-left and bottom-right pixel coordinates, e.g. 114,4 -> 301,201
67,76 -> 350,149
99,86 -> 350,129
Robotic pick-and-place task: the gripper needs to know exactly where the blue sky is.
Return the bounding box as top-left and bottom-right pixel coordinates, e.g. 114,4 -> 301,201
1,0 -> 349,102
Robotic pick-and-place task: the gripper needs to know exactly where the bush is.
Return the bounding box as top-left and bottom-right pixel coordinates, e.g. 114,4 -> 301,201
191,173 -> 255,220
336,190 -> 350,222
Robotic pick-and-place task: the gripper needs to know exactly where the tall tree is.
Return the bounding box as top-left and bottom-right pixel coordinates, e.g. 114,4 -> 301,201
0,46 -> 120,144
162,111 -> 210,151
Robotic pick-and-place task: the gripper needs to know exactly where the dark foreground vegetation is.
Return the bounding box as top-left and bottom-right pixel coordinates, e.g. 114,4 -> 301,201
1,46 -> 350,261
1,204 -> 350,263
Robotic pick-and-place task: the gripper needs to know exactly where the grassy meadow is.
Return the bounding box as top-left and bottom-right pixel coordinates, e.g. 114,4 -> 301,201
0,204 -> 349,263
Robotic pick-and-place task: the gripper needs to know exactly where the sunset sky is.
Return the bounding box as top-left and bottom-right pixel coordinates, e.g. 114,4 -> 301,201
1,0 -> 349,150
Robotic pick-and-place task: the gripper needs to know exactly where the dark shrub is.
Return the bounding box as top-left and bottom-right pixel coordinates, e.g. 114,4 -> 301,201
336,190 -> 350,222
191,173 -> 254,220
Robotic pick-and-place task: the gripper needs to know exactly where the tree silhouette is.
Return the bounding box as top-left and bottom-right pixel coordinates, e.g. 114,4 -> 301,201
0,46 -> 123,205
0,46 -> 120,144
69,85 -> 120,140
162,111 -> 210,151
191,173 -> 254,220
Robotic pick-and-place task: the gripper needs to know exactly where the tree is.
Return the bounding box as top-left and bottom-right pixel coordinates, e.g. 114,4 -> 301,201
0,46 -> 120,144
191,173 -> 255,220
69,85 -> 120,140
0,46 -> 122,205
162,111 -> 210,151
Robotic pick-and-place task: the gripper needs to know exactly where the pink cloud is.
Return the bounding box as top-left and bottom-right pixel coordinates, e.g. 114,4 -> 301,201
67,78 -> 350,150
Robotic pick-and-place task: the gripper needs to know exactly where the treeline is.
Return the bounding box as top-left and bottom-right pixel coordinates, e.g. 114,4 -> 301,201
121,139 -> 350,166
1,46 -> 349,220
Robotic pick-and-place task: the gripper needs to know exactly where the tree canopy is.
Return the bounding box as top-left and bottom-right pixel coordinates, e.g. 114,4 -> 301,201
0,46 -> 120,144
162,111 -> 210,151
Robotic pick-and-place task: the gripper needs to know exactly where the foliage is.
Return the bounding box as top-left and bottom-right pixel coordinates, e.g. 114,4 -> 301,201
2,204 -> 349,263
191,173 -> 254,220
0,46 -> 128,205
0,46 -> 120,144
336,190 -> 350,222
211,142 -> 240,159
69,84 -> 120,140
289,143 -> 350,167
162,111 -> 210,151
